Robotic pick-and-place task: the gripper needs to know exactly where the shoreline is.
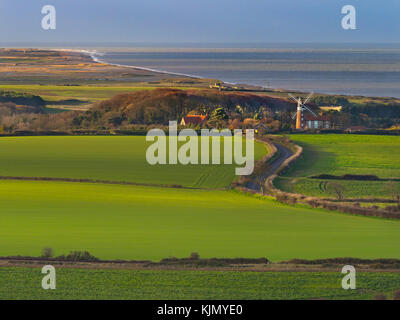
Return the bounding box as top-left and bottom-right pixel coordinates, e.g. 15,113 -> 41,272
66,48 -> 206,80
4,47 -> 400,99
63,48 -> 400,99
61,48 -> 252,87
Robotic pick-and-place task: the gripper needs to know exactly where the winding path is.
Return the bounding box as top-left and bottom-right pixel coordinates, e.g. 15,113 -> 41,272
246,143 -> 293,192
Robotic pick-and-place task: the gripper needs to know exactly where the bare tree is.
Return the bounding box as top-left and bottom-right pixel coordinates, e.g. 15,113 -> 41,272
41,247 -> 54,258
189,252 -> 200,260
384,180 -> 400,207
326,181 -> 346,201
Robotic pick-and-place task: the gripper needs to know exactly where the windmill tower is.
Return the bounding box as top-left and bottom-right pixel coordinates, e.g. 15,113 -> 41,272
289,92 -> 316,129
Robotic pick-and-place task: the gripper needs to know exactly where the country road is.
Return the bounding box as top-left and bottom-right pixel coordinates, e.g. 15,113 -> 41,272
246,143 -> 293,193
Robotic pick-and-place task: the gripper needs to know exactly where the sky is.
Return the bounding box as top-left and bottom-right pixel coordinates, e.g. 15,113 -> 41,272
0,0 -> 399,45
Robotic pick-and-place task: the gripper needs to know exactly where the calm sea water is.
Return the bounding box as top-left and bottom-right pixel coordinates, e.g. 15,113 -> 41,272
95,48 -> 400,98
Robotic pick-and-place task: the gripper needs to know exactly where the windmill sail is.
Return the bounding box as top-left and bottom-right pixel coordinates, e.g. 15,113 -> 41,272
288,92 -> 317,129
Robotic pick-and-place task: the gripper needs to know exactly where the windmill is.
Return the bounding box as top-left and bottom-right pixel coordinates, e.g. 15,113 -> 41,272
289,92 -> 316,130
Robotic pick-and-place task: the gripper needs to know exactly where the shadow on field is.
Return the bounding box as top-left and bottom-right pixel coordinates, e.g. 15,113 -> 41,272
45,99 -> 89,106
284,141 -> 335,177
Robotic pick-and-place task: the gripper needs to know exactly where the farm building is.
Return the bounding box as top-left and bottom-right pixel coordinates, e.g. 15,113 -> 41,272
209,82 -> 226,90
302,114 -> 331,129
180,115 -> 208,126
243,119 -> 269,133
254,123 -> 269,134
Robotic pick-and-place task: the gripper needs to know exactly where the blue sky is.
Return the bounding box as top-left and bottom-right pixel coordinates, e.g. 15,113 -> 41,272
0,0 -> 399,44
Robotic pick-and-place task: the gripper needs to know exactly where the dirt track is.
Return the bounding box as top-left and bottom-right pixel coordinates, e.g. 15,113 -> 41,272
246,143 -> 293,192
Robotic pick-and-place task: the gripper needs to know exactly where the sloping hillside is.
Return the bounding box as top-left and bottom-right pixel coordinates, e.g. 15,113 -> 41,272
72,88 -> 294,126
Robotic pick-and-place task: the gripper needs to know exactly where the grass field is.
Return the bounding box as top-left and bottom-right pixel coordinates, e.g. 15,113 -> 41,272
0,180 -> 399,261
275,178 -> 397,199
0,135 -> 398,265
1,267 -> 399,300
0,136 -> 267,188
277,134 -> 400,199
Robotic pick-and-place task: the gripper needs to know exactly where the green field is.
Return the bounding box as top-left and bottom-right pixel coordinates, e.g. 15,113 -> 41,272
0,136 -> 267,188
0,180 -> 399,261
0,134 -> 399,301
0,135 -> 399,262
275,178 -> 397,199
277,134 -> 400,199
0,84 -> 154,101
1,267 -> 399,300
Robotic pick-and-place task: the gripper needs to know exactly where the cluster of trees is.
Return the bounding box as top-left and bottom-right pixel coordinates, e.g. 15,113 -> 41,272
0,102 -> 75,133
308,95 -> 400,129
0,91 -> 48,133
0,91 -> 45,108
342,103 -> 400,128
41,247 -> 98,261
0,89 -> 295,133
69,88 -> 294,130
1,89 -> 399,134
310,95 -> 350,107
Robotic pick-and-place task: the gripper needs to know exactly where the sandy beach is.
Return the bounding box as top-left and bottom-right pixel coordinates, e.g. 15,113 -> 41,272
0,48 -> 193,85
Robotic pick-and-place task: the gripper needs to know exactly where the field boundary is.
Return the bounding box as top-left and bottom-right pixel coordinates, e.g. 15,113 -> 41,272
1,256 -> 399,272
0,176 -> 225,190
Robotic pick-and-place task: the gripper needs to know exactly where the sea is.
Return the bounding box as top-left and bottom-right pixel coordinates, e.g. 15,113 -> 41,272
90,44 -> 400,98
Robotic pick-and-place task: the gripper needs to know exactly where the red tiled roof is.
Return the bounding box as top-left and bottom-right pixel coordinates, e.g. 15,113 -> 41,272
181,115 -> 207,125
